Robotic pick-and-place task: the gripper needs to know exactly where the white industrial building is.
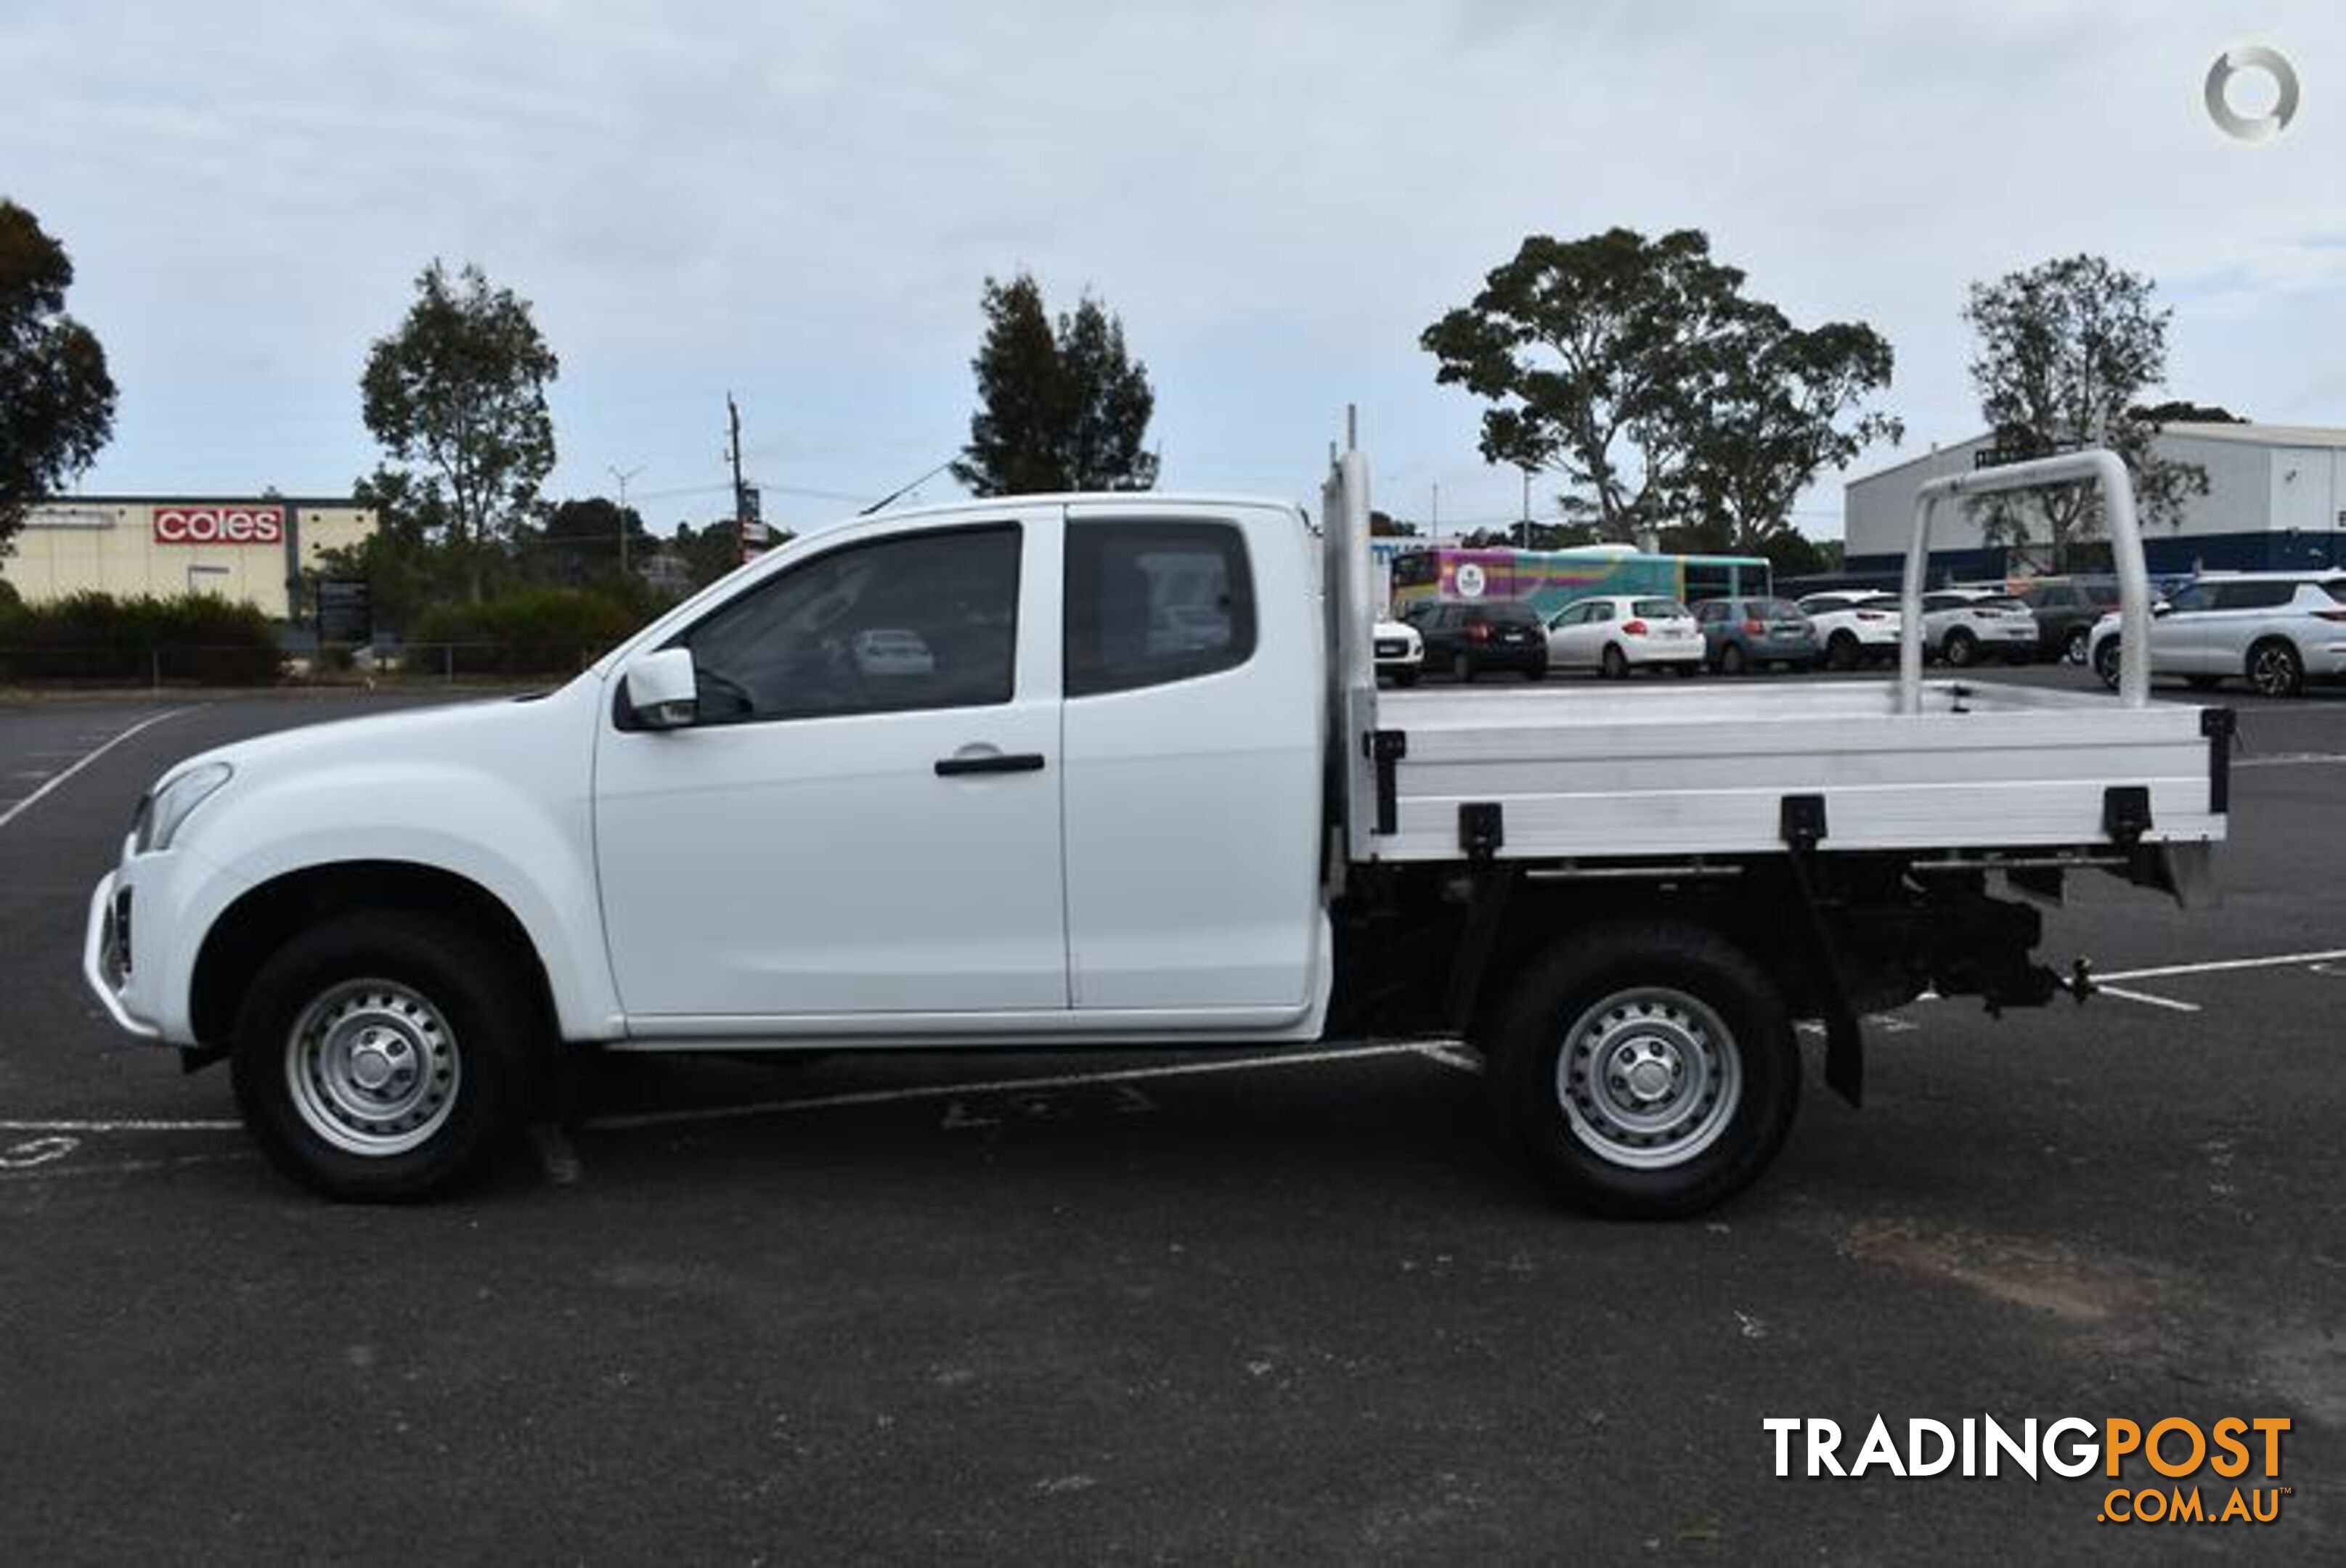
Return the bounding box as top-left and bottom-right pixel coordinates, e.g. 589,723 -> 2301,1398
1844,423 -> 2346,583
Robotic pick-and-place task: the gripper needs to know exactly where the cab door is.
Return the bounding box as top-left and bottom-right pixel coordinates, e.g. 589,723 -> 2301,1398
593,512 -> 1068,1021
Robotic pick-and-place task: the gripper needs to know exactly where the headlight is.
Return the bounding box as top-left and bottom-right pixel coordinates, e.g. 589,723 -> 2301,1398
137,761 -> 232,854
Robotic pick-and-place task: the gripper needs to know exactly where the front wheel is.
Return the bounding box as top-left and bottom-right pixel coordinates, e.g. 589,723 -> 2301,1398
1483,923 -> 1800,1218
2247,640 -> 2305,698
2093,637 -> 2122,691
231,912 -> 539,1201
1942,629 -> 1977,669
1600,645 -> 1629,679
2062,626 -> 2090,665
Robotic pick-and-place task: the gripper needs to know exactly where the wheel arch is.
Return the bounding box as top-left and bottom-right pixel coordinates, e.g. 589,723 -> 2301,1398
190,862 -> 561,1053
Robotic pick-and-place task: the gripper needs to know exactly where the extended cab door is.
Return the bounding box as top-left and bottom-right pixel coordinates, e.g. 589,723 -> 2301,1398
1056,505 -> 1325,1020
593,512 -> 1067,1021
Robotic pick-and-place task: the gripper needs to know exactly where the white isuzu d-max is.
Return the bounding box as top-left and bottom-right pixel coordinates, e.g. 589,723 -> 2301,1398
86,444 -> 2228,1214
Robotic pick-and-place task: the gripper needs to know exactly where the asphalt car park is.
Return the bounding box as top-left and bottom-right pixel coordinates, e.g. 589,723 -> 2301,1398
2,674 -> 2342,1561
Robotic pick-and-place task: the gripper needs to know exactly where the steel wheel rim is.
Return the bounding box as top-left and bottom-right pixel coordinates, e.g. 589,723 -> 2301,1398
1555,987 -> 1742,1170
285,979 -> 461,1156
2251,645 -> 2297,696
2064,627 -> 2089,664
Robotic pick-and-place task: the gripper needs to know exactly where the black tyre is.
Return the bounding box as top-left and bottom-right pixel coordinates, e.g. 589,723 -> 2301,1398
1942,628 -> 1977,669
1451,650 -> 1474,684
2093,637 -> 2122,691
231,912 -> 539,1201
2062,626 -> 2090,666
1600,644 -> 1629,679
1483,923 -> 1801,1218
1825,632 -> 1859,671
2247,639 -> 2304,699
1719,642 -> 1746,676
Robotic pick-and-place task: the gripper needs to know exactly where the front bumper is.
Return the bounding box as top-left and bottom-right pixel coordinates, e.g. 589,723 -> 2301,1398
84,871 -> 161,1040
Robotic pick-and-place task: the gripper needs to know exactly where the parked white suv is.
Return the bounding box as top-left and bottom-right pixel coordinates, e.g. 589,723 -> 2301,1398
1373,617 -> 1423,685
2090,571 -> 2346,698
1919,589 -> 2039,667
1795,592 -> 1902,670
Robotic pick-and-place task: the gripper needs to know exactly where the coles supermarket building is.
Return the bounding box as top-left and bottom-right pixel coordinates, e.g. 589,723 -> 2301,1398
1,497 -> 377,621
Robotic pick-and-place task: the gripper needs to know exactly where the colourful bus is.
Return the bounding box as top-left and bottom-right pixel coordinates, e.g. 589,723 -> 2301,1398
1388,544 -> 1772,619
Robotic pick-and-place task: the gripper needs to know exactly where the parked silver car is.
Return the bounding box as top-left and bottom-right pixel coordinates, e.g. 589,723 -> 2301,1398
2090,571 -> 2346,698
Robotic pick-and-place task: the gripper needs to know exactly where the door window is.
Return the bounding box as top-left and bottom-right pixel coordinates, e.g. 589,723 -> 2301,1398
675,525 -> 1021,724
2209,581 -> 2296,611
1064,520 -> 1257,697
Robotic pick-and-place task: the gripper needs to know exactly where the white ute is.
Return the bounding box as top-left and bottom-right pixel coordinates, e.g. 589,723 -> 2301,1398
86,441 -> 2230,1214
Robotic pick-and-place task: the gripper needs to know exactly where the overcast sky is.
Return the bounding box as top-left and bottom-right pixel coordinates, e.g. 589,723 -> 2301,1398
6,1 -> 2342,538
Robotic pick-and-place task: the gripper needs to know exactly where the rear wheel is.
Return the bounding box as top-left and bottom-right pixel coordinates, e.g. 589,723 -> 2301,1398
1825,632 -> 1859,671
231,912 -> 539,1201
1483,923 -> 1800,1218
1942,628 -> 1978,669
1719,642 -> 1746,676
1451,650 -> 1474,684
1601,644 -> 1629,679
2247,639 -> 2304,698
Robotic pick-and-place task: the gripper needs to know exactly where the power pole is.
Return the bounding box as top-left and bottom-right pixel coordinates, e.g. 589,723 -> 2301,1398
608,462 -> 645,577
727,393 -> 749,562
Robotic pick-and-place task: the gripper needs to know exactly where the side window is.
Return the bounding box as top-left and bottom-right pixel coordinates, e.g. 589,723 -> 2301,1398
677,524 -> 1020,724
2212,581 -> 2295,611
2166,584 -> 2216,614
1064,519 -> 1257,697
1590,603 -> 1613,622
1921,593 -> 1958,613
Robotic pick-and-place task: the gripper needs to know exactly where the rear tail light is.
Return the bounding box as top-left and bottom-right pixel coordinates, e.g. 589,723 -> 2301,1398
1467,623 -> 1491,642
1624,619 -> 1648,636
1743,618 -> 1766,634
2312,609 -> 2346,624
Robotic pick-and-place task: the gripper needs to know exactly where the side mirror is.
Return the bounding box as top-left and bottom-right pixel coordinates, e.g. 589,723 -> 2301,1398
2151,603 -> 2172,618
624,648 -> 699,730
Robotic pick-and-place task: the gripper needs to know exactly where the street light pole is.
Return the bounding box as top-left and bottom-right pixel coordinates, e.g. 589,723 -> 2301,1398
608,462 -> 645,576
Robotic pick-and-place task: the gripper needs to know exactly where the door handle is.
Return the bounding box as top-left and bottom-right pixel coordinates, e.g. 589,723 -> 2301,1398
934,751 -> 1046,777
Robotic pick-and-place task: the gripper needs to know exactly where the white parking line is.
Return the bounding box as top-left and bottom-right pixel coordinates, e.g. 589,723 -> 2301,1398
2236,752 -> 2346,769
0,1116 -> 242,1133
2094,950 -> 2346,984
0,708 -> 195,832
2092,983 -> 2202,1014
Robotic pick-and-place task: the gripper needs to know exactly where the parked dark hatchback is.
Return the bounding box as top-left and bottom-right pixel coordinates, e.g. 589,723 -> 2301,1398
1693,596 -> 1820,673
1404,598 -> 1549,681
2015,578 -> 2120,664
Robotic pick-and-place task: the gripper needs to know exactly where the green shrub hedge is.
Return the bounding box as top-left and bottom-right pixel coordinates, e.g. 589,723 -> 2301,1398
0,592 -> 283,684
407,588 -> 647,675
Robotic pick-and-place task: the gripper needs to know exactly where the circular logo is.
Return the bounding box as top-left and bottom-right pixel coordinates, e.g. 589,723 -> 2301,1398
2204,45 -> 2300,144
1454,562 -> 1487,598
